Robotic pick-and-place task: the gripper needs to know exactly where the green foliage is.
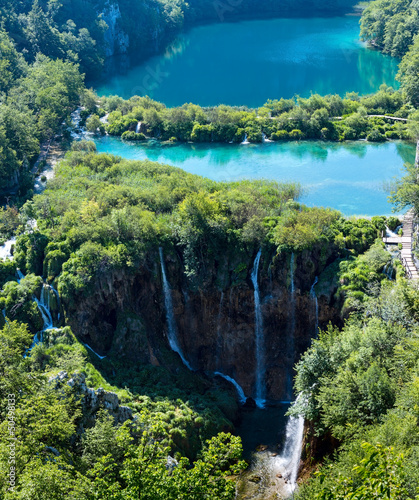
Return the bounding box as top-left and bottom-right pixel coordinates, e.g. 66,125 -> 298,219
389,161 -> 419,213
310,443 -> 409,499
96,88 -> 408,146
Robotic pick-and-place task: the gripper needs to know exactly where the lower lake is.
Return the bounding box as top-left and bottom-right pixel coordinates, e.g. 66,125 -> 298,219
92,137 -> 415,216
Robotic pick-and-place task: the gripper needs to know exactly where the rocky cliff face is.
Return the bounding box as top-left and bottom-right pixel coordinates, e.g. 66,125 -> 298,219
99,1 -> 130,57
64,246 -> 340,402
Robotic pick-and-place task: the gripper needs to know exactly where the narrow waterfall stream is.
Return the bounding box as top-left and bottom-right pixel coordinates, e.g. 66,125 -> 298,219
311,277 -> 319,338
158,247 -> 192,370
287,253 -> 297,400
214,372 -> 247,403
251,249 -> 265,408
215,291 -> 224,370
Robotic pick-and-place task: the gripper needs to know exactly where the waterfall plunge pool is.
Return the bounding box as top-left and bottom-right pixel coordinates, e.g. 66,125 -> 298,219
236,403 -> 303,499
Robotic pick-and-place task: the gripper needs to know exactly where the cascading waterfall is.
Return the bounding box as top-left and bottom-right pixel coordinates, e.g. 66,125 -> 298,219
0,237 -> 16,261
251,249 -> 265,408
286,253 -> 297,399
136,121 -> 142,134
278,395 -> 305,493
16,270 -> 58,350
214,372 -> 246,404
383,261 -> 394,280
241,133 -> 250,145
159,247 -> 192,370
215,291 -> 224,370
310,277 -> 319,338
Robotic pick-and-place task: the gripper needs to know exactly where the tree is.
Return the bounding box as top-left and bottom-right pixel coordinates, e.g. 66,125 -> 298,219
389,161 -> 419,212
398,35 -> 419,107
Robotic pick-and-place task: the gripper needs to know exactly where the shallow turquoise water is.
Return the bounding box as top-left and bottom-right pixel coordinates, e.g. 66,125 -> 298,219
93,137 -> 415,216
93,17 -> 399,107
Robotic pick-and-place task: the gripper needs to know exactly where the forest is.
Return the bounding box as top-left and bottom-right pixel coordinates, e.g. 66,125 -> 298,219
2,0 -> 419,498
0,145 -> 403,499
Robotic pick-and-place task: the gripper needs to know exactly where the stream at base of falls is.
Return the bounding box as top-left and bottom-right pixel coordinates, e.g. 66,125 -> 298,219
236,404 -> 303,500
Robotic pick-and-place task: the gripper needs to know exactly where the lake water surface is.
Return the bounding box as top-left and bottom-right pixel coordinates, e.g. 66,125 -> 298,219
93,16 -> 399,107
93,137 -> 415,216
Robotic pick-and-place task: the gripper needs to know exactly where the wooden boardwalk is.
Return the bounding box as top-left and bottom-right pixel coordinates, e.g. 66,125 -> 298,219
385,209 -> 419,280
399,210 -> 419,280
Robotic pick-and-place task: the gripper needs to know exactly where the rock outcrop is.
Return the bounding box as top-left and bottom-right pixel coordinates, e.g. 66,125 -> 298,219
49,371 -> 133,426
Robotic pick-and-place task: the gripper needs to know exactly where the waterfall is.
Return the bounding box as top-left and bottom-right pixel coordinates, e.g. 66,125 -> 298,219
310,277 -> 319,338
278,395 -> 305,493
136,121 -> 142,134
84,343 -> 107,360
383,261 -> 394,280
216,291 -> 224,370
0,237 -> 16,261
214,372 -> 246,404
262,132 -> 273,143
15,271 -> 59,350
251,249 -> 265,408
286,253 -> 297,399
241,133 -> 250,145
159,248 -> 192,370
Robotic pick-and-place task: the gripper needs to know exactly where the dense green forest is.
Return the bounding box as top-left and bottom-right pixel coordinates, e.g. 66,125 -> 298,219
3,0 -> 419,498
0,145 -> 403,498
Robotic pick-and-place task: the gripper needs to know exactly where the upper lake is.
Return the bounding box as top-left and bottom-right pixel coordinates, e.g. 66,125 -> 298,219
93,16 -> 400,107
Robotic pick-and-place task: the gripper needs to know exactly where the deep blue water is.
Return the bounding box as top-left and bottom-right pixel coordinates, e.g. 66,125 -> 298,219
93,16 -> 399,107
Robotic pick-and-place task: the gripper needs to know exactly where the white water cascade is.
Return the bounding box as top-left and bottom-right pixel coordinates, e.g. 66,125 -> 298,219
15,271 -> 59,350
241,133 -> 250,145
262,132 -> 273,143
214,372 -> 246,404
35,285 -> 54,331
136,121 -> 142,134
286,253 -> 297,399
251,249 -> 265,408
310,277 -> 319,338
159,248 -> 192,370
278,395 -> 305,493
0,237 -> 16,261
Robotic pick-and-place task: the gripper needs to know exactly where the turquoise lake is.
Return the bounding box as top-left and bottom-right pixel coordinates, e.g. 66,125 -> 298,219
93,16 -> 400,107
93,137 -> 415,216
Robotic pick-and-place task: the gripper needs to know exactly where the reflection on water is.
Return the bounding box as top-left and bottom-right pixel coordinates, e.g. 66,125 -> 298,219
91,17 -> 399,107
93,136 -> 416,216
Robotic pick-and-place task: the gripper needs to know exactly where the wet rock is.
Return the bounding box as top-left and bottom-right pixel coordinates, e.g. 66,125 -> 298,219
244,397 -> 257,409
